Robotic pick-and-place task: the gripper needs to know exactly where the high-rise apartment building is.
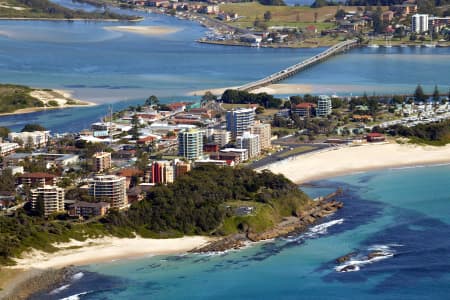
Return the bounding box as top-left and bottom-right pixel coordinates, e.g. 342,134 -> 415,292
317,95 -> 332,117
411,14 -> 429,33
178,129 -> 204,160
226,108 -> 256,138
30,185 -> 65,217
236,132 -> 261,159
88,175 -> 127,209
250,122 -> 271,150
93,152 -> 112,173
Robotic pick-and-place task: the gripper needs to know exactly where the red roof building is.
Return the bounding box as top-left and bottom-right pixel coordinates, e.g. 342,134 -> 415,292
292,103 -> 317,118
366,133 -> 386,142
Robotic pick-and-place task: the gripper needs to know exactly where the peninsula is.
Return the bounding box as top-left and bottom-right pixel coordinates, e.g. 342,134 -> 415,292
0,84 -> 95,116
0,0 -> 140,20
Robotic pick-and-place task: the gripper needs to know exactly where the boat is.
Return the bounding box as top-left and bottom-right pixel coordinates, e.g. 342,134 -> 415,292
424,43 -> 436,48
368,44 -> 380,48
400,44 -> 408,48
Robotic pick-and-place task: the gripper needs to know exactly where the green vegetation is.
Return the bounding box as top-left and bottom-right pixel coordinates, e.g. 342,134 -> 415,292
0,0 -> 138,20
0,84 -> 43,114
21,123 -> 47,132
221,89 -> 282,108
278,146 -> 316,158
219,2 -> 343,31
0,166 -> 310,265
384,120 -> 450,146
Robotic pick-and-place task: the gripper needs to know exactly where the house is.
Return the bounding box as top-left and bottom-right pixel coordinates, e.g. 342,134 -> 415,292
292,103 -> 316,118
147,0 -> 169,7
366,133 -> 386,142
240,34 -> 262,44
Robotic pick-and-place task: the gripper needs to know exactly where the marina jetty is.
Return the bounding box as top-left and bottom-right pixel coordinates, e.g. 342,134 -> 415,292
238,39 -> 359,92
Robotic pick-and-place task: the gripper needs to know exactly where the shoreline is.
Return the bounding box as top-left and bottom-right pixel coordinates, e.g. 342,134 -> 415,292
0,235 -> 212,299
0,17 -> 143,22
259,142 -> 450,184
0,88 -> 97,117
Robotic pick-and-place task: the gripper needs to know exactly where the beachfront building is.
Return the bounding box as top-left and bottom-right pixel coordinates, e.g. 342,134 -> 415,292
178,129 -> 204,160
0,142 -> 19,157
8,131 -> 50,148
220,148 -> 249,162
68,201 -> 110,218
411,14 -> 429,33
93,151 -> 112,173
30,185 -> 65,217
87,175 -> 127,209
317,95 -> 332,117
149,160 -> 174,184
236,132 -> 260,159
212,129 -> 231,147
226,108 -> 256,138
250,122 -> 272,150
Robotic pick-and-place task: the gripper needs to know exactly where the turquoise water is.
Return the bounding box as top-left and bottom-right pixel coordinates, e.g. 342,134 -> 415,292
33,164 -> 450,299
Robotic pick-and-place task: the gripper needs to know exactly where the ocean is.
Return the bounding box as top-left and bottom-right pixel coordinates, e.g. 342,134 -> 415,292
31,164 -> 450,300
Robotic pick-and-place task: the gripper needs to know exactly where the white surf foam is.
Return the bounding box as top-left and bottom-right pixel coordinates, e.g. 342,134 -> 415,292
59,291 -> 91,300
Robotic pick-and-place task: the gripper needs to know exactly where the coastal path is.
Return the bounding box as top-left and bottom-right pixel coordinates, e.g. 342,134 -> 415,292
237,39 -> 359,92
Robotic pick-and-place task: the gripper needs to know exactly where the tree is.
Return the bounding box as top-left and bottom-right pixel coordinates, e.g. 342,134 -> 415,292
0,127 -> 10,139
21,124 -> 47,132
314,11 -> 318,23
130,115 -> 140,140
145,95 -> 159,108
201,91 -> 217,105
264,11 -> 272,22
432,85 -> 440,101
335,8 -> 346,19
414,84 -> 426,101
0,168 -> 15,192
372,6 -> 383,34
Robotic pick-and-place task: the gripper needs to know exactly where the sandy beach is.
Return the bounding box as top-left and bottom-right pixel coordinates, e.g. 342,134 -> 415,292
0,88 -> 96,117
260,142 -> 450,184
104,25 -> 181,36
0,235 -> 211,299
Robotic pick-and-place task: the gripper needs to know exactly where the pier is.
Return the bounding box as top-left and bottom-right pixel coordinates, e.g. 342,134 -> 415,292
237,39 -> 359,92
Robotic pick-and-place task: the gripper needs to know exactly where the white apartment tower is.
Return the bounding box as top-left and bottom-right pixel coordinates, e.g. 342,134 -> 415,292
30,185 -> 65,217
226,108 -> 256,138
317,95 -> 332,117
411,14 -> 429,33
236,132 -> 261,159
178,129 -> 204,160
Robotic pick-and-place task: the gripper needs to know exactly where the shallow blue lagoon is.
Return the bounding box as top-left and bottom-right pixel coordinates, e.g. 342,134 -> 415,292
34,164 -> 450,300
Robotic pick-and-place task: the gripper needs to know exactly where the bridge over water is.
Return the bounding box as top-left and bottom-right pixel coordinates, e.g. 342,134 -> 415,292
237,39 -> 359,92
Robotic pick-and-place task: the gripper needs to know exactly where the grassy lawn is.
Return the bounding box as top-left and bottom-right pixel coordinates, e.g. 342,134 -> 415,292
220,200 -> 278,235
277,145 -> 316,158
221,103 -> 256,110
219,3 -> 360,30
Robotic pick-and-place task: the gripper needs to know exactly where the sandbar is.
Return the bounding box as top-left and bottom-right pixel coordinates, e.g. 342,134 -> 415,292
104,25 -> 181,36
